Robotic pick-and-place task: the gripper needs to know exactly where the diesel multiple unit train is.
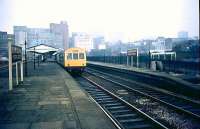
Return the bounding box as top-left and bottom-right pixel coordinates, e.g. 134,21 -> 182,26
57,47 -> 86,72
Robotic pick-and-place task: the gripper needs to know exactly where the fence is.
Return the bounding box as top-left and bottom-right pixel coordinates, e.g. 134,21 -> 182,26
87,56 -> 200,75
0,41 -> 34,93
0,60 -> 37,93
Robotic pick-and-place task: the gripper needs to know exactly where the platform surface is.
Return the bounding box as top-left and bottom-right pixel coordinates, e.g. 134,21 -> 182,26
0,62 -> 117,129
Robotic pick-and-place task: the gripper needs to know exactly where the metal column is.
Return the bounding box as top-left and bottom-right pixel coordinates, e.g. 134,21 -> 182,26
16,62 -> 19,85
127,56 -> 129,66
136,48 -> 139,68
131,56 -> 133,67
8,41 -> 13,91
20,61 -> 23,82
34,47 -> 36,69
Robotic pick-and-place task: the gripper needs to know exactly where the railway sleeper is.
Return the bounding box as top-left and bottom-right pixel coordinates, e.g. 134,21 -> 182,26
103,103 -> 122,107
119,118 -> 144,123
106,105 -> 126,110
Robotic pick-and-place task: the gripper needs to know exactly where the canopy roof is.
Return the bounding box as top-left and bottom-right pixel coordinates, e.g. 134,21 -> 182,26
27,44 -> 59,54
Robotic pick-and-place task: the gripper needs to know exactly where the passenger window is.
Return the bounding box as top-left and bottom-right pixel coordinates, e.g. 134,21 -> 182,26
79,53 -> 84,59
67,53 -> 72,60
73,53 -> 78,60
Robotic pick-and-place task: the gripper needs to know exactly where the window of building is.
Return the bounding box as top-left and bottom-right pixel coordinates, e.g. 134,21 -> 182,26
79,53 -> 84,59
67,53 -> 72,60
73,53 -> 78,60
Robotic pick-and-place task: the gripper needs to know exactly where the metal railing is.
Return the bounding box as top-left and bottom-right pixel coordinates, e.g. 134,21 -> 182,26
87,56 -> 200,75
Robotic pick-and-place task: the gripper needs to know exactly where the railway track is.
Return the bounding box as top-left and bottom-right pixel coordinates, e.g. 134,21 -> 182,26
87,64 -> 200,99
85,68 -> 200,119
76,76 -> 168,129
81,68 -> 200,129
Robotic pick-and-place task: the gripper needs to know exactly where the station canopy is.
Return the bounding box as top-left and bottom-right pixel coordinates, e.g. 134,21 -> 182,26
27,44 -> 59,54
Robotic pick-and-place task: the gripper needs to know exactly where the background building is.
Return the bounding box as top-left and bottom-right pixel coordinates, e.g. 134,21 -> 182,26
14,26 -> 27,51
178,31 -> 188,39
152,37 -> 166,52
50,21 -> 69,49
93,36 -> 105,50
0,31 -> 8,61
27,28 -> 52,47
73,33 -> 94,52
68,33 -> 77,48
14,21 -> 69,50
0,32 -> 14,63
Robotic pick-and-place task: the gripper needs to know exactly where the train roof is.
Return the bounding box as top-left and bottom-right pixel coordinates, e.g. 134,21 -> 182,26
65,47 -> 86,52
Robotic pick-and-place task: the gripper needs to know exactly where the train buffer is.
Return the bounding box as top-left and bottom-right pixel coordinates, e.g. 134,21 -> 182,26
0,62 -> 117,129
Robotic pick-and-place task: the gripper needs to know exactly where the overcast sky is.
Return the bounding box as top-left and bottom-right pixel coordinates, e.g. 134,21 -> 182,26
0,0 -> 199,41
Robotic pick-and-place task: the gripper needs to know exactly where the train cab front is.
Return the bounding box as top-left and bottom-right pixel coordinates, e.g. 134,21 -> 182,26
67,66 -> 85,74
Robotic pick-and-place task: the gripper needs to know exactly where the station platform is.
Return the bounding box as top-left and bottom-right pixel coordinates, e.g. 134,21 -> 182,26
0,62 -> 117,129
87,61 -> 200,99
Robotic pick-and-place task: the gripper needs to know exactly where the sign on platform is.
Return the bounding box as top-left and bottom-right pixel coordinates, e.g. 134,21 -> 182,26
11,45 -> 22,62
127,48 -> 139,67
127,49 -> 137,56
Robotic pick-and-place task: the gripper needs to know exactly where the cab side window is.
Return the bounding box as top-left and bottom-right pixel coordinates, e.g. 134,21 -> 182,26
67,53 -> 72,60
79,53 -> 84,59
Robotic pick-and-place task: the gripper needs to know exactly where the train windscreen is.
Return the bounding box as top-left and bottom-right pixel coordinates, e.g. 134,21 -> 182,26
73,53 -> 78,60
